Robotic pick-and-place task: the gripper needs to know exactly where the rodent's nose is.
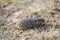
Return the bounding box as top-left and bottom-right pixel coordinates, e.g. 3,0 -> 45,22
38,18 -> 45,25
33,18 -> 45,26
40,19 -> 45,23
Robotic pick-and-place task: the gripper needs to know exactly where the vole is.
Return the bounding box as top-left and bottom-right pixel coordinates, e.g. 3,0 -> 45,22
19,13 -> 45,29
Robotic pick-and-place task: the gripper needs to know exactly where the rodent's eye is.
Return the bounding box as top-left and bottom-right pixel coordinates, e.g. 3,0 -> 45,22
38,19 -> 45,24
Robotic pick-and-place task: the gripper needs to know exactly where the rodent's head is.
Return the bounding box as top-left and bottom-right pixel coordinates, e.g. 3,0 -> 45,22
32,17 -> 45,27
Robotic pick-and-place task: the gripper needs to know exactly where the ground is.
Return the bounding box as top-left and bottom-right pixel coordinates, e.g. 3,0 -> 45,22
0,0 -> 60,40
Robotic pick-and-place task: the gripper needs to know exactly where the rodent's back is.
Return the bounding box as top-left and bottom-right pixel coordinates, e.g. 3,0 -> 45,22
19,18 -> 34,29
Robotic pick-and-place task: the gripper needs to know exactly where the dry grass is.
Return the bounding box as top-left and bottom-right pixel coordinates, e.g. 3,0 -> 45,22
0,0 -> 60,40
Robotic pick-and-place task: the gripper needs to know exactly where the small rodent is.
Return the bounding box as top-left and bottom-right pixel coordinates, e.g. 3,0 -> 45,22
19,15 -> 45,29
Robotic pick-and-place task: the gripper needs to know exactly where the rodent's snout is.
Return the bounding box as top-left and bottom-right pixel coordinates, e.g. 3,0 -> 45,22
33,18 -> 45,26
38,18 -> 45,24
